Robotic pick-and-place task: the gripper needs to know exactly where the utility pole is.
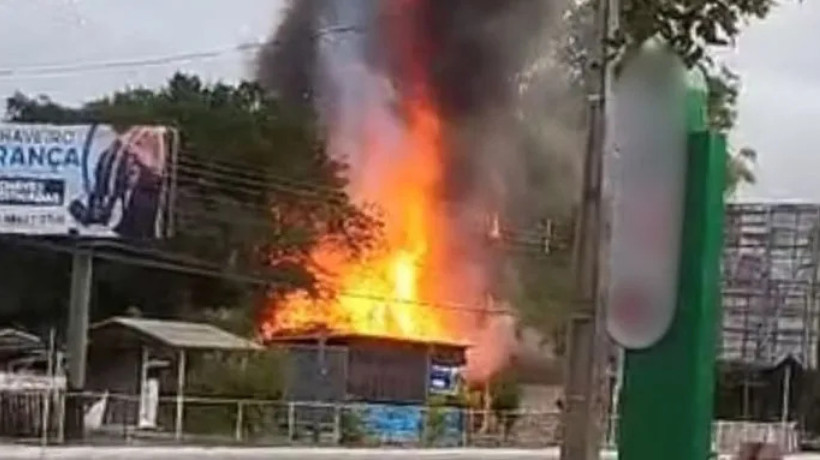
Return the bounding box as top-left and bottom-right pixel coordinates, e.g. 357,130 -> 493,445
64,244 -> 94,440
560,0 -> 617,458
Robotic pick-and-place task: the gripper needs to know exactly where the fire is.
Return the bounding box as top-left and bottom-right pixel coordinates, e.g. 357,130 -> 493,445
260,96 -> 462,344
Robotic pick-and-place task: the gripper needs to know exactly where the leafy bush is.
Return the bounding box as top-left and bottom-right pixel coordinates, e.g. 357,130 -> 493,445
339,409 -> 365,446
183,350 -> 284,438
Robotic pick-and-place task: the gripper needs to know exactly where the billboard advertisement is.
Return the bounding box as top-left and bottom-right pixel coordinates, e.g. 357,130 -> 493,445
0,123 -> 175,238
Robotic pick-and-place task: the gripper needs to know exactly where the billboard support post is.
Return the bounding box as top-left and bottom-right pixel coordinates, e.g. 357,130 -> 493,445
0,122 -> 177,440
616,69 -> 726,459
64,244 -> 93,440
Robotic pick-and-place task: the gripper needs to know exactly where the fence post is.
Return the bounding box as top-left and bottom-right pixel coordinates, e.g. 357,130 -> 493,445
174,350 -> 187,442
41,390 -> 50,446
462,409 -> 469,447
420,406 -> 426,446
333,404 -> 341,445
287,402 -> 295,441
56,390 -> 66,444
235,401 -> 244,442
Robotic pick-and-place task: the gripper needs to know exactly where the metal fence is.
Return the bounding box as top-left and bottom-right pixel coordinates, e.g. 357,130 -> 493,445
0,390 -> 563,448
1,390 -> 799,454
713,420 -> 799,454
603,416 -> 800,455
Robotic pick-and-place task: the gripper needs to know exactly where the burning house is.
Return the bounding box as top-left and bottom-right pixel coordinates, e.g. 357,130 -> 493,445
256,0 -> 581,393
270,333 -> 467,405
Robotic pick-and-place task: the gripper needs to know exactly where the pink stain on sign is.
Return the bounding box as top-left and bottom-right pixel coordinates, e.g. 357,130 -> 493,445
611,285 -> 651,332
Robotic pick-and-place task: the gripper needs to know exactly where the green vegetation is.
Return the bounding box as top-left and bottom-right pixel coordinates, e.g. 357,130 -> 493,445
564,0 -> 769,196
0,3 -> 780,418
423,395 -> 452,446
527,0 -> 775,352
0,74 -> 379,331
339,409 -> 366,446
181,350 -> 285,437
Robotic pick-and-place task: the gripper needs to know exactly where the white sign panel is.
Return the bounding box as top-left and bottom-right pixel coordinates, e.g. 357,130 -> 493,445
606,42 -> 689,349
139,378 -> 159,429
0,123 -> 172,238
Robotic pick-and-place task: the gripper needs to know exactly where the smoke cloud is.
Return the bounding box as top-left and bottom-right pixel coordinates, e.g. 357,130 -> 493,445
257,0 -> 583,382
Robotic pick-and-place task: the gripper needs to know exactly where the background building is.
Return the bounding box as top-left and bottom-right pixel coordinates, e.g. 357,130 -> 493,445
722,203 -> 820,368
720,203 -> 820,424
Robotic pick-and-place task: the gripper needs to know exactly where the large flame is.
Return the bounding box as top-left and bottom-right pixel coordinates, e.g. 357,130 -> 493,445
260,93 -> 463,344
257,0 -> 521,376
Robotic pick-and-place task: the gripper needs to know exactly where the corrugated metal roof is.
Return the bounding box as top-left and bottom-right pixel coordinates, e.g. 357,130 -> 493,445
0,329 -> 42,352
92,317 -> 262,352
266,331 -> 471,349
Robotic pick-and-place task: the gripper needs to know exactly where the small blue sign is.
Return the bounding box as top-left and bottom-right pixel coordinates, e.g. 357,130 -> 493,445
428,365 -> 461,395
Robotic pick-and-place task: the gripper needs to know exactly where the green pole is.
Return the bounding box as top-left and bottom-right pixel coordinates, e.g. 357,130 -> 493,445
617,71 -> 726,459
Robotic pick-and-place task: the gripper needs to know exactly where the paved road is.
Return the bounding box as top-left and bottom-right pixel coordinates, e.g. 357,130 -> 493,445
7,446 -> 820,459
3,447 -> 616,460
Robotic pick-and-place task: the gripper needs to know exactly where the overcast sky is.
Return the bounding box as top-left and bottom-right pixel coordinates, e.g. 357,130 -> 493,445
0,0 -> 814,203
717,1 -> 820,202
0,0 -> 284,104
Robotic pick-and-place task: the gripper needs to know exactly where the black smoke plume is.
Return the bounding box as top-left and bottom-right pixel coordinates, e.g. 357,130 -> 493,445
257,0 -> 580,221
256,0 -> 583,381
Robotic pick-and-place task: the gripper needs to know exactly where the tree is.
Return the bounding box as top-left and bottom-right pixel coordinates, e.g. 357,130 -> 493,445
1,73 -> 379,330
727,147 -> 757,196
616,0 -> 775,66
564,0 -> 771,195
490,373 -> 523,441
519,0 -> 773,353
703,65 -> 758,195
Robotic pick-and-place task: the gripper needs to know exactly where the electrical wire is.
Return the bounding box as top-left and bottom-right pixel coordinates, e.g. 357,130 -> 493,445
177,152 -> 347,197
0,16 -> 566,319
0,25 -> 365,80
0,44 -> 261,80
172,197 -> 554,253
175,164 -> 348,204
175,153 -> 566,240
176,153 -> 559,239
174,157 -> 555,245
0,235 -> 513,316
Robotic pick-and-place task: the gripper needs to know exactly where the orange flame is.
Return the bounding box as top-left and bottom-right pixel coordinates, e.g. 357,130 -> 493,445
260,95 -> 464,344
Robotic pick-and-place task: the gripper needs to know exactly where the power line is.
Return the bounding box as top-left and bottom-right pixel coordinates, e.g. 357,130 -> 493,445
0,25 -> 365,80
175,162 -> 348,203
177,154 -> 348,199
172,194 -> 554,253
175,156 -> 558,244
0,235 -> 514,317
0,44 -> 262,80
170,166 -> 558,254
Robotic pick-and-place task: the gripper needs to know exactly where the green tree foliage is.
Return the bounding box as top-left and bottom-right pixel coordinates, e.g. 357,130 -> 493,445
564,0 -> 769,193
617,0 -> 775,66
525,0 -> 773,354
490,374 -> 523,441
703,66 -> 758,195
1,73 -> 379,330
564,0 -> 774,69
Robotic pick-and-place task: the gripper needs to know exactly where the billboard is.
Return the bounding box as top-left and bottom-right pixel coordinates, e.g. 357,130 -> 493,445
0,123 -> 175,238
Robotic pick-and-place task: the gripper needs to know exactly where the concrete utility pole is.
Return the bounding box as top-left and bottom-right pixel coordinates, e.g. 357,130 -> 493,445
560,0 -> 617,458
64,245 -> 94,440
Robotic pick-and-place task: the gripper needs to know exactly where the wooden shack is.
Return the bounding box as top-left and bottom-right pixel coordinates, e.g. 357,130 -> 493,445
268,333 -> 468,405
